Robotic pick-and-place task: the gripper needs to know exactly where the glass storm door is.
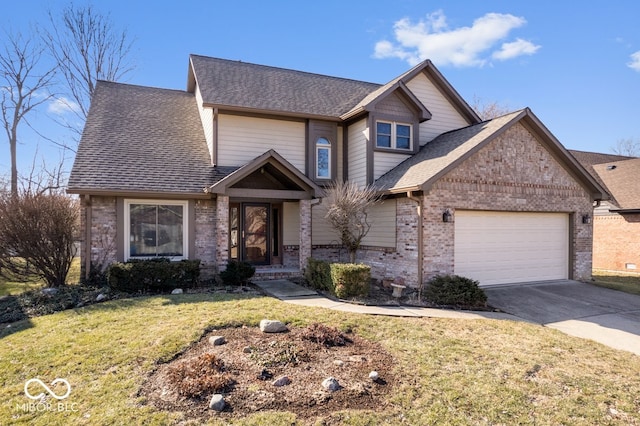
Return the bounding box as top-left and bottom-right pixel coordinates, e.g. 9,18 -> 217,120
242,204 -> 270,265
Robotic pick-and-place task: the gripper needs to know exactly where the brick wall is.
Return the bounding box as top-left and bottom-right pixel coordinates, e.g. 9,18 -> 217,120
423,123 -> 594,282
593,213 -> 640,273
194,199 -> 217,277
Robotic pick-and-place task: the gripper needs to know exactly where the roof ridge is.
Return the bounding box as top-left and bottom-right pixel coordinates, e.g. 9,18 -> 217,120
189,54 -> 382,87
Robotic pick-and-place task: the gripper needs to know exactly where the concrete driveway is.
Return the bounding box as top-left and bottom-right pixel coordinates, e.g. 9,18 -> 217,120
485,280 -> 640,356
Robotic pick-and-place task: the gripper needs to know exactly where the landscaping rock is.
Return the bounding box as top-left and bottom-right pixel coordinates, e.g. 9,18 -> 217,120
209,336 -> 225,346
209,394 -> 226,411
321,377 -> 341,392
96,293 -> 107,302
259,319 -> 288,333
257,369 -> 273,381
369,371 -> 379,381
333,360 -> 344,367
41,288 -> 59,296
348,355 -> 366,362
242,346 -> 252,353
171,288 -> 183,294
272,376 -> 291,387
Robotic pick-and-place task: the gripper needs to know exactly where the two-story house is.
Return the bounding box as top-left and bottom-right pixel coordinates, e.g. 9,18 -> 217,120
68,54 -> 606,287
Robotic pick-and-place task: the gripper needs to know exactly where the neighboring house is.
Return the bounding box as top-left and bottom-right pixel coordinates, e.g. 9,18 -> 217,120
68,55 -> 607,287
570,150 -> 640,274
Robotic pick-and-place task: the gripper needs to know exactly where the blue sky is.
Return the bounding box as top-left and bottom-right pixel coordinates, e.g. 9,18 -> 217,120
3,0 -> 640,179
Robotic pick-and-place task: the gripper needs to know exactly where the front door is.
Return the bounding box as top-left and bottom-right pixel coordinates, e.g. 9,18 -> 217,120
242,203 -> 270,265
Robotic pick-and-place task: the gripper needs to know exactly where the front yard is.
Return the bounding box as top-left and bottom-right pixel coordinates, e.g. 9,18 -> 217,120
1,293 -> 639,425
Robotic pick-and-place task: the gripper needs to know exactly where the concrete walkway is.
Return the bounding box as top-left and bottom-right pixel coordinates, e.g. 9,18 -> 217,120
253,279 -> 520,321
254,279 -> 640,356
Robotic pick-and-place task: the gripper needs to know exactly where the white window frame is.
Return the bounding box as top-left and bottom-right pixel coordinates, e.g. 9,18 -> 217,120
124,199 -> 189,261
376,120 -> 413,151
315,137 -> 331,179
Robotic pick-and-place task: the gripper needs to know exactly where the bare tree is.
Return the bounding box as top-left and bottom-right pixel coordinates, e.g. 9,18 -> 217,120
0,191 -> 78,288
324,180 -> 381,263
611,138 -> 640,157
0,31 -> 56,196
43,3 -> 135,138
471,95 -> 512,120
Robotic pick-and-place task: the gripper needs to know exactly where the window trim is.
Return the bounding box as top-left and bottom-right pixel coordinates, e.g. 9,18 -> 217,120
375,120 -> 414,151
124,199 -> 189,261
315,137 -> 331,180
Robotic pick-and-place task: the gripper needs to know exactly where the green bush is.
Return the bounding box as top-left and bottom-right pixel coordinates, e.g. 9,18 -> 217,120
329,263 -> 370,298
424,274 -> 487,307
107,259 -> 201,293
219,260 -> 255,286
304,258 -> 332,291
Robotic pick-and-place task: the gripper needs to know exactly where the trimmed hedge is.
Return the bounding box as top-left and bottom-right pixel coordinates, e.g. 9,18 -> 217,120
219,260 -> 255,286
107,258 -> 201,293
330,263 -> 371,299
304,258 -> 332,291
424,274 -> 487,307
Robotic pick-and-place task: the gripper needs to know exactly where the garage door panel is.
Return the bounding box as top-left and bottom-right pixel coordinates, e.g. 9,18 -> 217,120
454,211 -> 569,286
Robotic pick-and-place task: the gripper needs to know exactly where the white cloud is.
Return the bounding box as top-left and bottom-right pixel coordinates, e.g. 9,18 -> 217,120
492,38 -> 541,60
628,51 -> 640,72
373,10 -> 540,67
48,96 -> 81,115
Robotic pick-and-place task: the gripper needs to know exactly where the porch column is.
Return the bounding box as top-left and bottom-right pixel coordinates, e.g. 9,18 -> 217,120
299,199 -> 312,270
215,195 -> 229,271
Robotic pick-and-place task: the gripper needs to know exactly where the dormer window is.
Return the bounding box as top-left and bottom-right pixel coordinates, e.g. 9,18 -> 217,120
376,121 -> 412,151
315,137 -> 331,179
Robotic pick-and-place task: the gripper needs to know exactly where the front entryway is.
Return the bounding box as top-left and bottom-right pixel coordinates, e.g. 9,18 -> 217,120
230,202 -> 281,266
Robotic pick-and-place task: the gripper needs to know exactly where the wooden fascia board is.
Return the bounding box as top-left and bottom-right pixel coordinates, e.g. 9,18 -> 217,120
225,188 -> 311,200
66,188 -> 212,199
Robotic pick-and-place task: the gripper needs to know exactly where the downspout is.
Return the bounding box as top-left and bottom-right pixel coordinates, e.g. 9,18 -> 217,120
406,191 -> 424,297
84,194 -> 92,281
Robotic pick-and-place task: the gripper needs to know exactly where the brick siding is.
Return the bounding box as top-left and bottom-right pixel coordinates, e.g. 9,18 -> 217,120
593,213 -> 640,273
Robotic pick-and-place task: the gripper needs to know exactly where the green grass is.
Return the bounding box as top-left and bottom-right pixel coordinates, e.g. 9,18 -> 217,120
0,258 -> 81,296
592,270 -> 640,295
1,293 -> 639,425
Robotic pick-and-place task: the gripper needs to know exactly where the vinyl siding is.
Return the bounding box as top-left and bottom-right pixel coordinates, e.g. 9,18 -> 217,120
406,72 -> 471,145
362,199 -> 396,248
374,151 -> 411,181
347,118 -> 368,187
283,202 -> 300,245
194,84 -> 214,163
217,114 -> 306,171
312,197 -> 396,248
311,198 -> 340,245
336,126 -> 344,181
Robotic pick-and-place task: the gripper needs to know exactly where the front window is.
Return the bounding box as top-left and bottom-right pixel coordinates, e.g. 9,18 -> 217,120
126,200 -> 187,259
316,137 -> 331,179
376,121 -> 412,150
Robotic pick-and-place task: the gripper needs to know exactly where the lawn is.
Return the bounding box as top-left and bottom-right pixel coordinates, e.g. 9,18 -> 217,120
592,270 -> 640,295
0,258 -> 81,297
1,293 -> 639,425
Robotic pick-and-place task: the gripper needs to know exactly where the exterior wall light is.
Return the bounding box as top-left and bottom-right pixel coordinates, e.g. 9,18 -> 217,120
582,214 -> 591,224
442,209 -> 453,223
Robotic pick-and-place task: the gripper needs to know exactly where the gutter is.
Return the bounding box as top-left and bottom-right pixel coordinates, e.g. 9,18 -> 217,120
406,191 -> 424,295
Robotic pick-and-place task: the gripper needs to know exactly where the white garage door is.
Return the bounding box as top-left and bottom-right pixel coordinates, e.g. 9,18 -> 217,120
454,211 -> 569,286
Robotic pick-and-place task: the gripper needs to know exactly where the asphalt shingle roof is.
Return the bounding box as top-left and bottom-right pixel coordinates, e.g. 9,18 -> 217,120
68,81 -> 236,194
374,110 -> 524,192
190,55 -> 381,118
592,158 -> 640,210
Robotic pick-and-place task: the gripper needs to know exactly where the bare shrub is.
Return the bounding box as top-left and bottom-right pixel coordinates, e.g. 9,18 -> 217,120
300,323 -> 351,348
0,192 -> 78,287
165,352 -> 233,398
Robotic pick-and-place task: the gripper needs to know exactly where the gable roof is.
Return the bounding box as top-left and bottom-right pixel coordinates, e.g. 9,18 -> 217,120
188,55 -> 380,120
68,81 -> 235,196
374,108 -> 607,200
592,158 -> 640,211
187,55 -> 479,124
206,149 -> 322,199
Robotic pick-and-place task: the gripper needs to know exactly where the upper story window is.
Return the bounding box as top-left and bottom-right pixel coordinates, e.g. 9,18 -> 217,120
376,121 -> 412,151
315,137 -> 331,179
125,200 -> 188,260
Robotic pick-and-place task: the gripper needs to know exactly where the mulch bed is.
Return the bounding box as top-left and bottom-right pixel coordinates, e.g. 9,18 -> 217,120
139,325 -> 395,422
